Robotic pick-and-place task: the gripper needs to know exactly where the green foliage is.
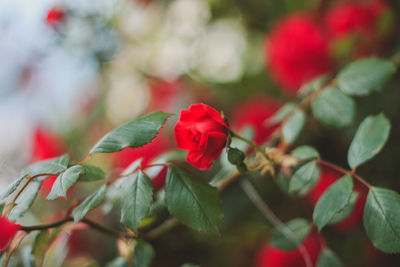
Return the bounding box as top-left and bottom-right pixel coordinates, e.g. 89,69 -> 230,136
134,240 -> 155,267
348,114 -> 390,169
72,185 -> 107,224
313,175 -> 353,230
105,258 -> 129,267
311,87 -> 355,128
89,111 -> 172,154
317,248 -> 343,267
282,109 -> 305,145
165,165 -> 223,233
227,147 -> 247,172
23,154 -> 70,178
120,171 -> 153,233
0,176 -> 25,200
9,180 -> 42,220
269,218 -> 312,251
363,187 -> 400,253
47,165 -> 85,200
291,146 -> 319,160
289,161 -> 320,195
79,165 -> 106,181
299,74 -> 329,97
329,192 -> 359,225
338,57 -> 396,96
268,102 -> 296,125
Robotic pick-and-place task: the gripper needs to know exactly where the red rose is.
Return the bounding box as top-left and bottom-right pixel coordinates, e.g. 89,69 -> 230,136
45,8 -> 65,27
232,95 -> 281,145
255,232 -> 323,267
0,216 -> 21,251
306,167 -> 367,231
265,14 -> 332,93
175,103 -> 230,170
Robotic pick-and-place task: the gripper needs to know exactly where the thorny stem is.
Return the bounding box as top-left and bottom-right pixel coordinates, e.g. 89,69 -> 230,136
317,158 -> 372,188
20,217 -> 136,239
240,179 -> 313,267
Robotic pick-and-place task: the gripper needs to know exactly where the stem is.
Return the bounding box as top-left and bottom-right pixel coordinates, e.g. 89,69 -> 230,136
21,217 -> 136,239
231,132 -> 271,161
317,159 -> 372,188
78,154 -> 92,165
240,179 -> 313,267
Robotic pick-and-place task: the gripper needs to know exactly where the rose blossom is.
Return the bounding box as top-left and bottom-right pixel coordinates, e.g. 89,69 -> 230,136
0,216 -> 21,251
174,103 -> 230,170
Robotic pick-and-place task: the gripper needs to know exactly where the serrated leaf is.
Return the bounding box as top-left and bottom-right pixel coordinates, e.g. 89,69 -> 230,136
338,57 -> 396,96
317,248 -> 343,267
23,155 -> 70,178
47,165 -> 85,200
299,74 -> 329,97
363,187 -> 400,253
120,171 -> 153,233
329,191 -> 359,225
269,218 -> 312,251
89,111 -> 172,154
72,185 -> 107,224
313,175 -> 353,230
291,146 -> 319,160
9,180 -> 42,220
134,239 -> 155,267
311,87 -> 355,128
282,109 -> 305,145
276,171 -> 291,196
165,165 -> 223,233
0,176 -> 25,200
79,165 -> 105,181
267,103 -> 297,125
348,114 -> 390,169
289,161 -> 320,195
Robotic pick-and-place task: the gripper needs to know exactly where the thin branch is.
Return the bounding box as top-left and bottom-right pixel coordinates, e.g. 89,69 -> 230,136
240,178 -> 313,267
231,132 -> 271,161
317,158 -> 372,188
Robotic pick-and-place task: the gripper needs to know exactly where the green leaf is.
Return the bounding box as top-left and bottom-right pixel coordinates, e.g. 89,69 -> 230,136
227,147 -> 247,172
276,171 -> 291,196
165,165 -> 223,233
105,258 -> 129,267
267,103 -> 297,125
291,146 -> 319,160
42,233 -> 69,267
23,155 -> 70,177
347,114 -> 390,169
269,218 -> 312,251
72,185 -> 107,224
79,165 -> 105,181
47,166 -> 85,200
329,192 -> 359,225
363,187 -> 400,253
134,239 -> 155,267
338,57 -> 396,96
311,87 -> 355,128
0,176 -> 25,200
282,109 -> 305,145
120,171 -> 153,233
89,111 -> 172,154
9,180 -> 42,220
313,175 -> 353,230
299,74 -> 329,97
289,161 -> 320,195
317,248 -> 343,267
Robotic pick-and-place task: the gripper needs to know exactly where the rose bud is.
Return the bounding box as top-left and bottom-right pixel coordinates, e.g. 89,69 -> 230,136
0,216 -> 21,251
174,103 -> 230,170
232,95 -> 281,145
255,232 -> 323,267
265,14 -> 332,94
306,167 -> 367,231
45,8 -> 66,27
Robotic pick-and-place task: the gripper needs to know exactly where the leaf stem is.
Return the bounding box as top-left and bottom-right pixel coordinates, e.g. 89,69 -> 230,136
78,154 -> 92,165
231,131 -> 271,161
317,159 -> 372,188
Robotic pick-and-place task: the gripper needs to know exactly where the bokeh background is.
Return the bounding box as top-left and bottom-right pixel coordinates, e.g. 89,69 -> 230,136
1,0 -> 400,266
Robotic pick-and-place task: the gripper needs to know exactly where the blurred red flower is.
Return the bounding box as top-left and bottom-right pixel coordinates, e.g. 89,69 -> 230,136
306,166 -> 367,231
231,95 -> 281,145
255,232 -> 323,267
0,216 -> 21,251
265,14 -> 332,94
45,8 -> 66,27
